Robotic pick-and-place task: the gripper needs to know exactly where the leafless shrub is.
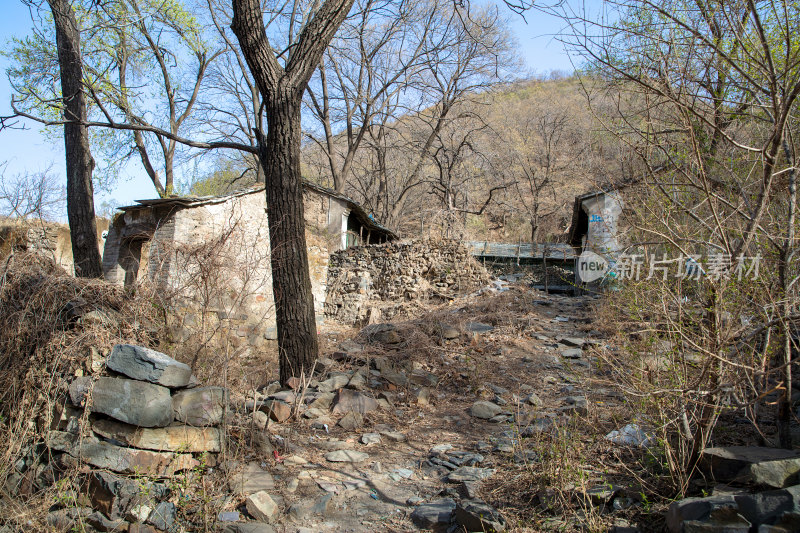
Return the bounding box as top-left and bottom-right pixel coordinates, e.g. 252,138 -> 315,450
139,202 -> 276,391
0,165 -> 65,221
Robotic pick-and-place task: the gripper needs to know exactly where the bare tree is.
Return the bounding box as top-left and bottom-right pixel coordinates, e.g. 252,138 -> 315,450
304,0 -> 436,192
0,165 -> 65,220
318,2 -> 516,232
552,0 -> 800,475
230,0 -> 356,384
9,0 -> 227,197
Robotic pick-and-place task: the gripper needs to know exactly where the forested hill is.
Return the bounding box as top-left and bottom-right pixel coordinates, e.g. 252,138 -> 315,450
191,75 -> 629,243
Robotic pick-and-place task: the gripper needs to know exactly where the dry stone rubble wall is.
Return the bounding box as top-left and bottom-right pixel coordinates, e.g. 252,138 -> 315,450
325,239 -> 490,324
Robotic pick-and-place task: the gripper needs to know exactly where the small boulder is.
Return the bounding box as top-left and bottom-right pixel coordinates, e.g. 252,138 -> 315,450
147,501 -> 177,531
107,344 -> 192,388
337,411 -> 363,431
470,401 -> 502,420
259,400 -> 291,423
331,388 -> 378,415
68,376 -> 92,406
246,491 -> 278,522
701,447 -> 800,488
90,377 -> 173,428
455,499 -> 506,532
361,433 -> 381,445
410,498 -> 456,529
172,387 -> 227,426
525,393 -> 543,407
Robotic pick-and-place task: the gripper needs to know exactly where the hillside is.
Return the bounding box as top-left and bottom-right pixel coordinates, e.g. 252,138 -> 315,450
189,76 -> 627,244
300,75 -> 628,243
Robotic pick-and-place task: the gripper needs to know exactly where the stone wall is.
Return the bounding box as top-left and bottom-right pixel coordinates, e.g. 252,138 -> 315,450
104,188 -> 348,346
325,239 -> 491,324
1,218 -> 109,274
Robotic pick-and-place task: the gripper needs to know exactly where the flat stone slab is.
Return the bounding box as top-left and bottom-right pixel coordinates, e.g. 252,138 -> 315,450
560,348 -> 583,359
324,450 -> 369,463
557,336 -> 586,347
48,431 -> 197,476
701,447 -> 800,488
466,322 -> 494,333
444,466 -> 496,483
229,463 -> 275,495
90,377 -> 173,428
172,387 -> 227,426
107,344 -> 192,388
223,522 -> 276,533
92,418 -> 222,453
331,388 -> 378,415
411,498 -> 456,529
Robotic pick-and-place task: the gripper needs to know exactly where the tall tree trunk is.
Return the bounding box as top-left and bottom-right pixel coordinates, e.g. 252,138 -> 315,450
259,88 -> 319,385
232,0 -> 355,385
49,0 -> 102,277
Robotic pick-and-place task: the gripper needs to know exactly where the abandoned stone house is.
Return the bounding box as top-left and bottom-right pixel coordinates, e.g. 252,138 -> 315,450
102,182 -> 395,339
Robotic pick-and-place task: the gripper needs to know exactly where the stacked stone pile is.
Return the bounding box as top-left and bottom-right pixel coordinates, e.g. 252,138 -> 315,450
325,239 -> 490,324
43,344 -> 226,532
667,446 -> 800,532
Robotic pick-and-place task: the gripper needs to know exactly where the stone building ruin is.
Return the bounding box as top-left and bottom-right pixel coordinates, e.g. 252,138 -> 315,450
102,182 -> 395,341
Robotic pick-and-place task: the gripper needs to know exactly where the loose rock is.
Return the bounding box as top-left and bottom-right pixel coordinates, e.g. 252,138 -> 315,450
90,377 -> 173,428
245,491 -> 278,522
455,499 -> 506,532
470,401 -> 502,420
331,388 -> 378,415
324,450 -> 369,463
107,344 -> 192,388
172,387 -> 227,426
410,498 -> 456,529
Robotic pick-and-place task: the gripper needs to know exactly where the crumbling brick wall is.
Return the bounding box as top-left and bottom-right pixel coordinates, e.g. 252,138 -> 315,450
325,239 -> 490,324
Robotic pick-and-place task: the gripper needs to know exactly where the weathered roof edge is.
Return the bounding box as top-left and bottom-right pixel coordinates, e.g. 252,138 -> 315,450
118,181 -> 397,240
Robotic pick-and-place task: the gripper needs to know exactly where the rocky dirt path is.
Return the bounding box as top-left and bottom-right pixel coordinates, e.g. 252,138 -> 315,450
224,285 -> 617,532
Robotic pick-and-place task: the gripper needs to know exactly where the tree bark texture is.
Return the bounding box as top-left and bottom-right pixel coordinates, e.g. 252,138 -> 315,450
261,90 -> 319,384
48,0 -> 102,277
232,0 -> 355,384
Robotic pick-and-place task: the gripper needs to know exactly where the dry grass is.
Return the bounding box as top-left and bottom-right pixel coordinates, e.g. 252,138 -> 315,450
0,252 -> 164,528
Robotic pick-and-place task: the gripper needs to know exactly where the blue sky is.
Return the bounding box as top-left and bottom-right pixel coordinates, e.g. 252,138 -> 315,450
0,1 -> 596,215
